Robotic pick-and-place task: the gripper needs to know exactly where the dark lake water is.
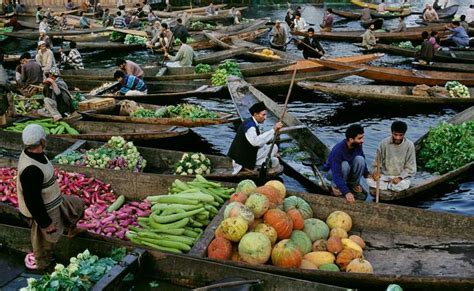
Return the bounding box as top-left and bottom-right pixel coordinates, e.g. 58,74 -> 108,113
3,0 -> 473,216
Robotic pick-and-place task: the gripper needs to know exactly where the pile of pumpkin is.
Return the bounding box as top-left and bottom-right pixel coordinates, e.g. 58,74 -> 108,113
207,179 -> 373,273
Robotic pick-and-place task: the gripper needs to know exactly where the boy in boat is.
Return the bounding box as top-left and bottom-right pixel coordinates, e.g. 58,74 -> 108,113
361,24 -> 377,50
320,8 -> 333,32
116,58 -> 144,79
18,124 -> 84,271
296,28 -> 325,59
417,31 -> 435,64
39,67 -> 75,121
114,70 -> 148,96
442,21 -> 470,48
367,121 -> 416,192
60,41 -> 84,70
164,36 -> 194,67
113,11 -> 127,29
322,124 -> 370,202
228,101 -> 283,175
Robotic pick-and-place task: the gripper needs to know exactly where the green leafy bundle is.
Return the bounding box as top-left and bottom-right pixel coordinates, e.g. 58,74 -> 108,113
418,120 -> 474,174
195,63 -> 212,74
109,31 -> 125,42
175,152 -> 211,175
130,104 -> 218,119
445,81 -> 471,98
211,61 -> 242,86
124,34 -> 147,45
394,41 -> 414,49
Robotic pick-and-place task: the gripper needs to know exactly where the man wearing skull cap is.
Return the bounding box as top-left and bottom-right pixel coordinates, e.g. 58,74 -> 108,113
38,67 -> 74,121
228,101 -> 283,174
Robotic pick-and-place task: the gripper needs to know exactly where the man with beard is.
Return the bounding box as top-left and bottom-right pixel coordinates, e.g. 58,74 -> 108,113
366,121 -> 416,192
322,124 -> 370,202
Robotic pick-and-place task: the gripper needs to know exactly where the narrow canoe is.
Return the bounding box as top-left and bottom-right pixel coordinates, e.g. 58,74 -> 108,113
371,106 -> 474,200
412,61 -> 474,73
297,82 -> 474,105
360,18 -> 383,29
74,41 -> 145,51
436,5 -> 459,19
369,8 -> 411,19
0,158 -> 473,289
2,120 -> 189,142
313,59 -> 474,86
188,7 -> 248,22
80,102 -> 239,127
1,27 -> 108,40
332,9 -> 362,20
350,0 -> 405,12
153,5 -> 230,18
227,76 -> 330,191
365,44 -> 474,64
0,224 -> 349,291
193,47 -> 249,65
0,131 -> 281,181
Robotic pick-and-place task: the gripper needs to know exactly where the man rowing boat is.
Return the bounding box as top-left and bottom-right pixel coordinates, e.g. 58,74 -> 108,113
228,101 -> 283,175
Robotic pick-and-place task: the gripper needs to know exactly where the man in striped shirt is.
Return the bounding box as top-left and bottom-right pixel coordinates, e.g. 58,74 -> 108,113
114,70 -> 147,96
60,41 -> 84,70
113,11 -> 127,28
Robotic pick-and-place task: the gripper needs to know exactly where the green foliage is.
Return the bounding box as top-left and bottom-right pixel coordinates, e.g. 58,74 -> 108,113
124,34 -> 147,45
419,120 -> 474,174
445,81 -> 471,98
195,64 -> 212,74
131,104 -> 218,120
393,41 -> 414,49
190,21 -> 216,30
109,31 -> 125,42
211,61 -> 242,86
175,152 -> 211,175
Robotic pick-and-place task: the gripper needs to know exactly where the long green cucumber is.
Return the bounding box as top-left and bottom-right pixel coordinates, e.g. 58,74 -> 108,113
150,239 -> 191,251
149,217 -> 189,230
152,208 -> 204,224
107,195 -> 125,212
156,234 -> 195,245
147,195 -> 199,205
160,208 -> 185,216
149,228 -> 186,235
136,239 -> 183,254
151,203 -> 202,212
183,229 -> 199,238
172,193 -> 214,202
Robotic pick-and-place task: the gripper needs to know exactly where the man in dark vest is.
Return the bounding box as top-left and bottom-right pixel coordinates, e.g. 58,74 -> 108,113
228,101 -> 283,174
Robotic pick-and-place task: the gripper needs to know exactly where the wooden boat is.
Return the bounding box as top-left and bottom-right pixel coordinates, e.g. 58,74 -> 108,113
1,27 -> 108,40
227,76 -> 330,190
436,5 -> 459,19
0,225 -> 343,291
1,120 -> 189,142
0,131 -> 281,181
193,47 -> 248,65
80,101 -> 239,127
297,82 -> 474,105
65,14 -> 103,28
360,18 -> 383,29
0,157 -> 473,289
74,41 -> 145,51
412,61 -> 474,73
313,59 -> 474,86
331,9 -> 362,20
372,106 -> 474,200
350,0 -> 404,12
369,8 -> 411,19
188,7 -> 248,22
365,44 -> 474,64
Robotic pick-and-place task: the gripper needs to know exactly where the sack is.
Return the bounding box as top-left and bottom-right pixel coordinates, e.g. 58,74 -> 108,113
119,100 -> 139,116
412,84 -> 431,96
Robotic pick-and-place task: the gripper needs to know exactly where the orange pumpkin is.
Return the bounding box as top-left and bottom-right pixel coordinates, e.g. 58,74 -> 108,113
231,245 -> 243,262
271,239 -> 303,268
248,218 -> 263,231
326,236 -> 343,254
264,209 -> 293,240
214,225 -> 225,238
229,192 -> 248,204
255,185 -> 282,208
207,237 -> 232,260
335,248 -> 362,271
287,209 -> 305,230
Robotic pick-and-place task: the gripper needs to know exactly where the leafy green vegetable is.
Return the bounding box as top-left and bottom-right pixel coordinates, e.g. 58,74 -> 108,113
109,31 -> 125,42
418,120 -> 474,174
195,64 -> 212,74
175,152 -> 211,175
190,21 -> 216,30
445,81 -> 471,98
124,34 -> 147,45
130,104 -> 218,120
393,41 -> 414,49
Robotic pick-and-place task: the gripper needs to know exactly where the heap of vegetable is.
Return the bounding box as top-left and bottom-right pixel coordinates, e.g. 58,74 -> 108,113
127,175 -> 234,253
190,21 -> 216,30
211,60 -> 242,86
0,27 -> 13,41
419,120 -> 474,174
109,31 -> 125,42
55,136 -> 147,172
445,81 -> 471,98
130,103 -> 218,120
175,152 -> 211,175
89,82 -> 117,96
124,34 -> 147,45
394,41 -> 414,49
174,37 -> 195,45
22,249 -> 126,291
195,63 -> 212,74
5,119 -> 79,135
12,93 -> 43,115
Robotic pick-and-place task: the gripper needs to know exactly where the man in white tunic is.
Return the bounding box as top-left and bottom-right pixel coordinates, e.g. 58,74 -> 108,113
367,121 -> 416,192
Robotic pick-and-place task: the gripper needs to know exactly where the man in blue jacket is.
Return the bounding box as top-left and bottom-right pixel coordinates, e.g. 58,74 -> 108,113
322,124 -> 369,202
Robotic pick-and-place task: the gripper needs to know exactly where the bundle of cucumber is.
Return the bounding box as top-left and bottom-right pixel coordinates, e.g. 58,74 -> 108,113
5,118 -> 79,135
126,175 -> 234,254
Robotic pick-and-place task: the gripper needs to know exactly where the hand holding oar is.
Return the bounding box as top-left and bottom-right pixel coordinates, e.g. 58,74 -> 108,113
292,37 -> 324,57
259,67 -> 298,183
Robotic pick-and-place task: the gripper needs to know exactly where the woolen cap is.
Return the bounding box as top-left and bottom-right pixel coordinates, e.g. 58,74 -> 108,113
22,124 -> 46,146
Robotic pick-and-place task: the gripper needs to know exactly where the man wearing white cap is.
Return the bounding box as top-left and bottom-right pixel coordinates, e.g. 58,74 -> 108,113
35,40 -> 56,75
17,124 -> 84,270
39,18 -> 50,33
38,29 -> 52,49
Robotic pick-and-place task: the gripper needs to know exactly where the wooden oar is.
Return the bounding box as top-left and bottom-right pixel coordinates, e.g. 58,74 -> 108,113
291,37 -> 324,57
258,67 -> 298,183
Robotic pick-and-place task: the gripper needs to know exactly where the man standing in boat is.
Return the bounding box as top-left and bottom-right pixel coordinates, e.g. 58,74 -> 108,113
270,20 -> 288,50
228,101 -> 283,175
322,124 -> 370,202
366,121 -> 416,192
17,124 -> 85,271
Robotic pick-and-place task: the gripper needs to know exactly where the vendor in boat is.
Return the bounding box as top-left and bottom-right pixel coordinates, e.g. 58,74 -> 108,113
423,5 -> 439,22
0,54 -> 11,119
147,11 -> 159,23
38,29 -> 52,48
293,13 -> 307,32
158,22 -> 174,49
38,18 -> 50,33
205,2 -> 218,16
417,31 -> 435,64
285,9 -> 294,28
322,124 -> 370,203
391,15 -> 407,32
173,18 -> 190,43
429,31 -> 441,50
39,67 -> 74,121
113,11 -> 127,29
361,6 -> 372,22
35,7 -> 43,24
459,15 -> 469,34
102,9 -> 114,27
60,41 -> 84,70
128,13 -> 141,29
228,101 -> 283,175
320,8 -> 333,32
18,52 -> 43,96
366,121 -> 416,192
361,24 -> 377,50
114,70 -> 148,96
79,11 -> 90,29
116,58 -> 144,79
15,2 -> 24,14
230,7 -> 242,25
164,36 -> 194,67
80,0 -> 93,13
146,20 -> 162,48
35,41 -> 57,75
44,8 -> 56,25
65,0 -> 78,10
442,21 -> 470,48
296,28 -> 325,59
270,20 -> 288,49
57,13 -> 69,30
17,124 -> 85,271
4,15 -> 22,30
377,0 -> 386,13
